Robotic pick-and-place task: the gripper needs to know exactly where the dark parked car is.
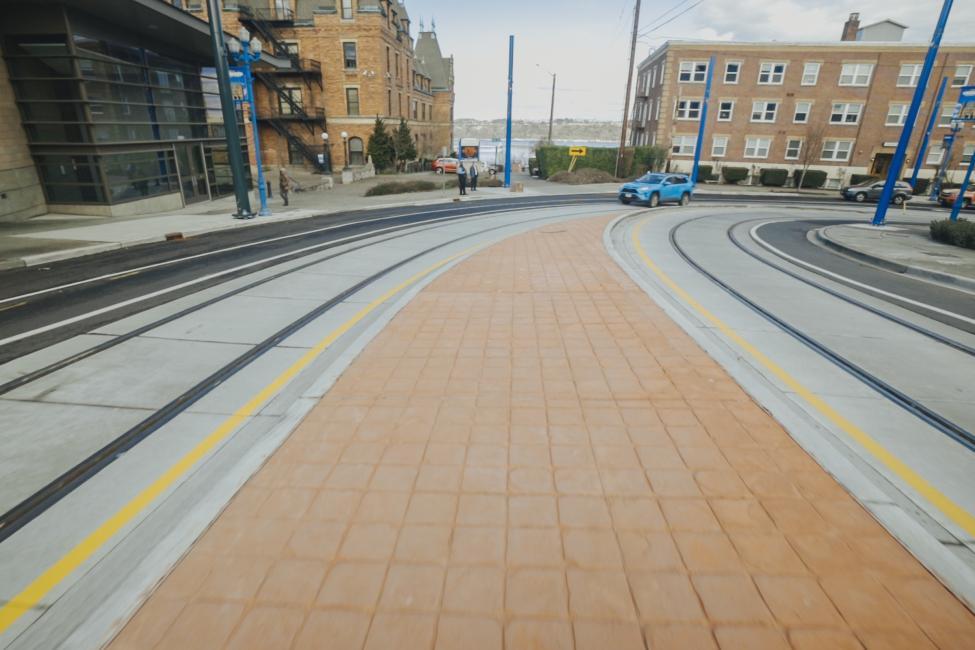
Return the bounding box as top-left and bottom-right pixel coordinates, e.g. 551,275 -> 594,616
841,179 -> 912,205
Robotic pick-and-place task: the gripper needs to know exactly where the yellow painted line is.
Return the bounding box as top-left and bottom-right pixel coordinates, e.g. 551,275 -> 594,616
0,302 -> 27,313
630,218 -> 975,539
0,245 -> 478,635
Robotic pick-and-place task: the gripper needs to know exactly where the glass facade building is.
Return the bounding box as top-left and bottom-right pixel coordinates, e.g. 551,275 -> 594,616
2,4 -> 251,211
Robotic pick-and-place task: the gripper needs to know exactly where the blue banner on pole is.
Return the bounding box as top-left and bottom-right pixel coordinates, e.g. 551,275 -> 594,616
228,66 -> 247,85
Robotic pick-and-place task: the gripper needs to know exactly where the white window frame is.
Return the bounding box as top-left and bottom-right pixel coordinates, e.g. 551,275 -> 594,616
926,143 -> 945,165
744,136 -> 772,159
672,135 -> 697,156
675,99 -> 702,120
821,139 -> 853,162
793,101 -> 811,124
758,62 -> 787,85
724,61 -> 741,84
886,103 -> 909,127
801,62 -> 820,86
717,100 -> 734,121
830,102 -> 863,125
897,63 -> 922,87
953,64 -> 973,87
839,63 -> 874,87
678,60 -> 709,83
962,143 -> 974,164
711,135 -> 728,158
654,98 -> 661,120
751,100 -> 778,123
938,104 -> 956,128
785,138 -> 803,160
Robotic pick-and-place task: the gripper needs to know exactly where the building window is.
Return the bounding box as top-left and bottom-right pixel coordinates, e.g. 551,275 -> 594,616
717,100 -> 734,121
751,100 -> 778,122
654,98 -> 660,119
348,136 -> 364,165
953,64 -> 973,87
830,102 -> 862,125
678,60 -> 708,83
785,138 -> 802,160
801,62 -> 820,86
793,101 -> 811,123
926,143 -> 944,165
343,42 -> 357,69
821,139 -> 853,161
744,137 -> 771,158
897,63 -> 922,87
711,136 -> 728,157
962,144 -> 974,164
671,135 -> 696,156
724,62 -> 740,84
649,68 -> 656,88
346,87 -> 360,115
886,103 -> 909,126
278,86 -> 302,115
839,63 -> 873,86
938,104 -> 956,127
758,62 -> 786,85
387,89 -> 393,115
341,0 -> 353,19
675,99 -> 701,120
412,99 -> 418,119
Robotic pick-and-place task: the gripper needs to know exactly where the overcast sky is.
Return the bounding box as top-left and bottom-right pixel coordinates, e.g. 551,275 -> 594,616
405,0 -> 975,121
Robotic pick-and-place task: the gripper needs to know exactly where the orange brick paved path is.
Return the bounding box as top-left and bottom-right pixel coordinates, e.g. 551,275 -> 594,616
112,216 -> 975,649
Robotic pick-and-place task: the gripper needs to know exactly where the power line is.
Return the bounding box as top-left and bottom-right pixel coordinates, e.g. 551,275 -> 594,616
639,0 -> 694,34
639,0 -> 704,37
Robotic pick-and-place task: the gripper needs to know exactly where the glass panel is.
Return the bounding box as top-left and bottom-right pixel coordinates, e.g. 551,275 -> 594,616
44,183 -> 106,203
6,56 -> 75,78
35,155 -> 99,184
78,57 -> 146,84
26,122 -> 90,143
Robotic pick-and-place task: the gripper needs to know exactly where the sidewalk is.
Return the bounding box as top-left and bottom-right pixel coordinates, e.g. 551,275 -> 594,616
109,216 -> 974,650
817,223 -> 975,290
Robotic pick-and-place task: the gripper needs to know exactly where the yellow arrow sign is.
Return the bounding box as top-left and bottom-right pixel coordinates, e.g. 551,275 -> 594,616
569,146 -> 588,157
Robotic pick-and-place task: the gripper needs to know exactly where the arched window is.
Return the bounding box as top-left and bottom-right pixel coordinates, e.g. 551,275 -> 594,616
348,136 -> 364,166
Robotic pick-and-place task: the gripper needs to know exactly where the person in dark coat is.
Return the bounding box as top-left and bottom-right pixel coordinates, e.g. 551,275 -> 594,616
279,168 -> 291,206
457,163 -> 467,196
469,162 -> 479,192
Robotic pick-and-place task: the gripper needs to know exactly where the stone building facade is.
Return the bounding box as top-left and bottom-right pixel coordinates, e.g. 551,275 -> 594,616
631,39 -> 975,188
0,54 -> 45,220
186,0 -> 455,172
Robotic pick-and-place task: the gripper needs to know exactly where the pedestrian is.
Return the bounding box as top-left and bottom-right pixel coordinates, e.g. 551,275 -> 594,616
279,167 -> 291,207
457,162 -> 467,196
469,162 -> 479,192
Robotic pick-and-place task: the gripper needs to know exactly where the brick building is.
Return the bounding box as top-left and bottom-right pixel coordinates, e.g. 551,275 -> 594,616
631,16 -> 975,188
185,0 -> 455,172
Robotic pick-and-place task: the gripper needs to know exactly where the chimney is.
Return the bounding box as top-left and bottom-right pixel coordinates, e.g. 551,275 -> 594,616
841,12 -> 860,41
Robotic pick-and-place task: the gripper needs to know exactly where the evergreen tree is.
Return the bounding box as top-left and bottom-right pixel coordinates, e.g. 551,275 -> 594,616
367,117 -> 394,171
393,118 -> 417,170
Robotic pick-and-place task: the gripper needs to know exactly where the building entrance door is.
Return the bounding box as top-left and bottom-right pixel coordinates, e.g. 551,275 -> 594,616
871,153 -> 893,177
174,143 -> 210,204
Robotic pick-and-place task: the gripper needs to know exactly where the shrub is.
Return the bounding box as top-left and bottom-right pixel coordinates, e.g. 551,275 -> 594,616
721,167 -> 749,184
760,168 -> 788,187
364,180 -> 438,196
792,169 -> 827,189
535,145 -> 667,179
548,168 -> 620,184
910,178 -> 931,195
850,174 -> 877,186
697,164 -> 714,182
930,218 -> 975,249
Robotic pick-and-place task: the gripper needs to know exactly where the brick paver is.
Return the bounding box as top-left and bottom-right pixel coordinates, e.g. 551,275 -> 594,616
111,217 -> 975,649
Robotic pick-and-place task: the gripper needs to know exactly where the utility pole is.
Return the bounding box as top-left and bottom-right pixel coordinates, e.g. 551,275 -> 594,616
205,0 -> 252,218
547,73 -> 556,143
872,0 -> 953,225
504,35 -> 514,189
615,0 -> 642,179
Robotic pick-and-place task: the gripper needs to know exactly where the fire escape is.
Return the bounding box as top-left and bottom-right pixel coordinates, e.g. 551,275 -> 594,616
239,6 -> 328,171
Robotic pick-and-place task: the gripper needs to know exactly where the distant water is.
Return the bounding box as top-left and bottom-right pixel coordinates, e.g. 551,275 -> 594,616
460,138 -> 617,167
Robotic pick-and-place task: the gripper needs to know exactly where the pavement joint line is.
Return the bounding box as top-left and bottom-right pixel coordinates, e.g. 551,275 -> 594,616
0,241 -> 484,636
628,215 -> 975,542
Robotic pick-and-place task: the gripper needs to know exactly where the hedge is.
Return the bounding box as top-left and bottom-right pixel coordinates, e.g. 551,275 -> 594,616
364,180 -> 438,196
535,145 -> 667,179
697,164 -> 715,182
930,218 -> 975,249
910,178 -> 931,195
850,174 -> 877,185
793,169 -> 827,189
760,168 -> 788,187
721,167 -> 749,184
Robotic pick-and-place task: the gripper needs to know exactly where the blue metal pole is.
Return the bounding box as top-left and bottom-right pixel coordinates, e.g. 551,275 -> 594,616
949,142 -> 974,221
910,76 -> 948,190
242,46 -> 271,216
872,0 -> 953,225
930,125 -> 960,201
503,35 -> 514,189
691,56 -> 715,185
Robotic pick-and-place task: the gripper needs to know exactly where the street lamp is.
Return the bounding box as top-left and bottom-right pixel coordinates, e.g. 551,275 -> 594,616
321,131 -> 332,174
341,131 -> 349,170
228,27 -> 271,217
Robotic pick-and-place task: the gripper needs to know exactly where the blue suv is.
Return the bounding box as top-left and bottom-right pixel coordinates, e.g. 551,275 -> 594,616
618,173 -> 694,207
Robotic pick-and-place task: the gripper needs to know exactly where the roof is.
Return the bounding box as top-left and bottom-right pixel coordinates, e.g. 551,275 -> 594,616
859,19 -> 909,30
415,31 -> 453,91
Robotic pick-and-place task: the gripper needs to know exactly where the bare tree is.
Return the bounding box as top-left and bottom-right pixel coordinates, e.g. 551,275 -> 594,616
797,123 -> 826,192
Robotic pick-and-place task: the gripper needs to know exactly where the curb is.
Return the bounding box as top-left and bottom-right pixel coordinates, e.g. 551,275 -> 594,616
815,226 -> 975,292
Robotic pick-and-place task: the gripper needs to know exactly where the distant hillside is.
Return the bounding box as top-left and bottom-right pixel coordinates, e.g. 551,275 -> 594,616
455,119 -> 622,143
